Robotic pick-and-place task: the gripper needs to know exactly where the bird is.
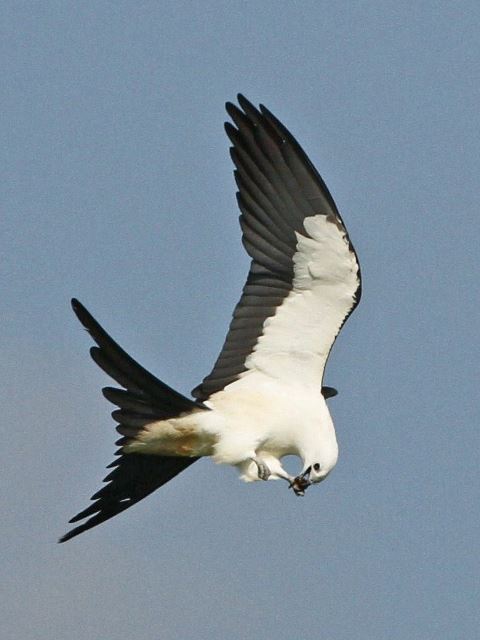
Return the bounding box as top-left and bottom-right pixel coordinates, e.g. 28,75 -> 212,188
59,94 -> 361,543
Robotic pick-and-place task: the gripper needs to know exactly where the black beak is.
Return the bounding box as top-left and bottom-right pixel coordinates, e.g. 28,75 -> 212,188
289,466 -> 312,496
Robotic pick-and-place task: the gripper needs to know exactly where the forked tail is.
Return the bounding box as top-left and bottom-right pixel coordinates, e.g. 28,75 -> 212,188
59,299 -> 208,542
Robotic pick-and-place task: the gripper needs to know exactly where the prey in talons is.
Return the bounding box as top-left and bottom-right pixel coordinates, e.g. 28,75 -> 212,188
289,466 -> 313,496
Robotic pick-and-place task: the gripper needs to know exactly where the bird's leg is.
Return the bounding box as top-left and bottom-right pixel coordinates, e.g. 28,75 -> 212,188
249,456 -> 271,481
249,455 -> 295,484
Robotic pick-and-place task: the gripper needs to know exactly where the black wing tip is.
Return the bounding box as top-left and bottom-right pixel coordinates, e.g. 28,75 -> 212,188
258,102 -> 276,121
225,100 -> 238,114
224,121 -> 237,137
236,93 -> 258,113
225,93 -> 249,107
225,94 -> 261,120
71,297 -> 94,330
225,98 -> 247,123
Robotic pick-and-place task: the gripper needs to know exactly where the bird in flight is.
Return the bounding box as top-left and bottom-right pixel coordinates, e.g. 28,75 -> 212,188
60,95 -> 361,542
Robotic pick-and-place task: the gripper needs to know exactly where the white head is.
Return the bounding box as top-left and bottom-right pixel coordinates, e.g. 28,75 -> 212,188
291,457 -> 337,496
292,403 -> 339,495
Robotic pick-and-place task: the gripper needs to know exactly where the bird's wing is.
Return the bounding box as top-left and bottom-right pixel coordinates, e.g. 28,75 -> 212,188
60,300 -> 207,542
192,95 -> 361,401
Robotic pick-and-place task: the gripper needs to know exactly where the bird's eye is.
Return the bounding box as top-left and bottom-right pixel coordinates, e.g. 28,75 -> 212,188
313,463 -> 320,472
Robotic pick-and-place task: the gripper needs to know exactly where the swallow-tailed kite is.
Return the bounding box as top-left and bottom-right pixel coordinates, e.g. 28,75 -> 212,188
60,95 -> 361,542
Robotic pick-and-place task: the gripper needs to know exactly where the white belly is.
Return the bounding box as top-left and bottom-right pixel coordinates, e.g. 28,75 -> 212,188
125,371 -> 338,475
201,372 -> 338,465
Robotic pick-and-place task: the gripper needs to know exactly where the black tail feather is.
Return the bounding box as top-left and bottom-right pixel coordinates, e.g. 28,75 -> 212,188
60,299 -> 208,542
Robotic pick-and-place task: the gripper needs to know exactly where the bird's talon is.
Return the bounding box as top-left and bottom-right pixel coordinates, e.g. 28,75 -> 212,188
251,458 -> 271,481
257,462 -> 271,481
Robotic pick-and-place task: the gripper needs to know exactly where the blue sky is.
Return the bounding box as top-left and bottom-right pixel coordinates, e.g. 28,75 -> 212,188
2,1 -> 479,638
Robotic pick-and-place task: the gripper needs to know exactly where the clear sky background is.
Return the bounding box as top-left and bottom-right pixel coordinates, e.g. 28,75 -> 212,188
3,2 -> 479,638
